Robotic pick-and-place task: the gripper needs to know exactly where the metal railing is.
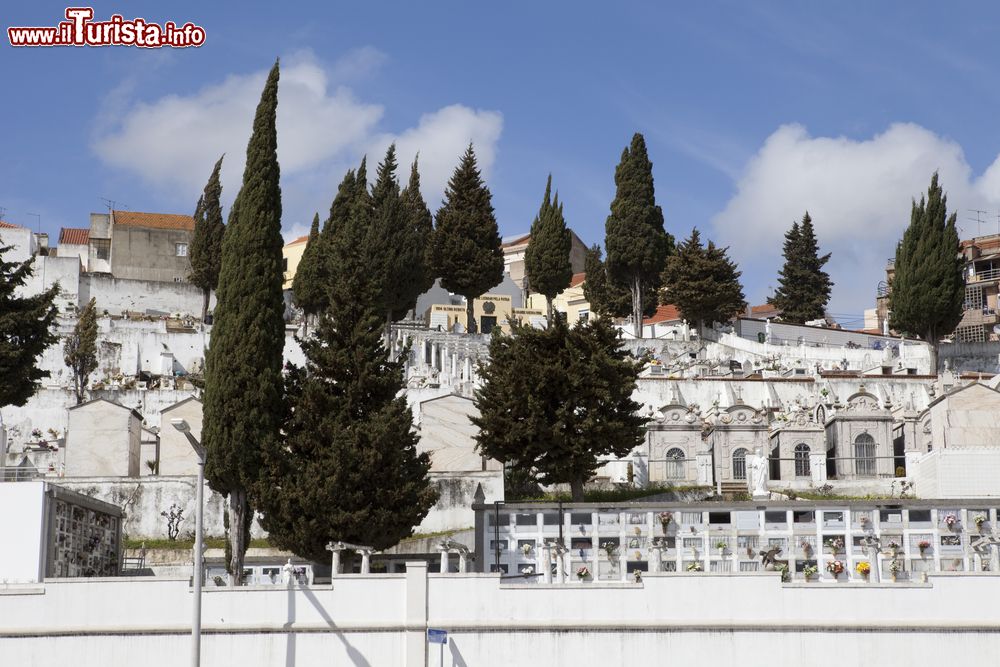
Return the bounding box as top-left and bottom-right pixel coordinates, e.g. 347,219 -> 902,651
0,467 -> 44,482
972,267 -> 1000,282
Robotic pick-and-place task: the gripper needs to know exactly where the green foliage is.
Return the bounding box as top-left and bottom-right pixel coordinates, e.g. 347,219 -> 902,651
0,244 -> 58,409
889,172 -> 964,348
604,133 -> 672,336
400,155 -> 437,306
661,228 -> 746,329
472,318 -> 646,501
771,212 -> 833,323
524,175 -> 572,320
189,155 -> 226,321
202,61 -> 286,581
583,244 -> 655,320
259,247 -> 437,561
64,297 -> 98,404
513,483 -> 710,503
291,213 -> 325,319
433,144 -> 503,333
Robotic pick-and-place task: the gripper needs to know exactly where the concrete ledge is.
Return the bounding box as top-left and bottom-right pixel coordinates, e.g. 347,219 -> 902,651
0,587 -> 45,596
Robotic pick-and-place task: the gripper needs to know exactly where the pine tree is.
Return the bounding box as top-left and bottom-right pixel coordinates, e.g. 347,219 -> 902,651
400,155 -> 436,310
472,318 -> 645,501
524,175 -> 572,323
582,244 -> 656,320
889,172 -> 964,371
661,228 -> 746,331
771,212 -> 833,323
291,213 -> 324,334
64,297 -> 98,405
189,155 -> 226,322
259,236 -> 437,562
202,61 -> 286,585
604,133 -> 672,337
0,244 -> 58,410
433,144 -> 504,334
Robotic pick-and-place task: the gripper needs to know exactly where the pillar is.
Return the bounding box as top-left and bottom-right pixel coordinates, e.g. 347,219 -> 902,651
431,343 -> 438,370
360,549 -> 371,574
542,545 -> 552,584
331,550 -> 341,578
464,357 -> 472,383
439,548 -> 449,574
458,551 -> 467,573
651,545 -> 663,573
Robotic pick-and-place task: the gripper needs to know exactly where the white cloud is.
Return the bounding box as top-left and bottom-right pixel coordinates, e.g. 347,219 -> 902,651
711,123 -> 1000,316
92,50 -> 503,232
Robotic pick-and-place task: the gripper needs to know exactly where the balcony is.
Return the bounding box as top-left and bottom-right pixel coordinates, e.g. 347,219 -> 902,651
971,267 -> 1000,282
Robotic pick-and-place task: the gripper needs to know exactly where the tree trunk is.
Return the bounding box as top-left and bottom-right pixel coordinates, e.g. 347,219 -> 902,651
631,276 -> 643,338
570,478 -> 585,502
927,327 -> 939,376
201,288 -> 210,324
228,490 -> 250,586
385,310 -> 393,351
466,298 -> 477,335
546,296 -> 554,326
302,313 -> 309,338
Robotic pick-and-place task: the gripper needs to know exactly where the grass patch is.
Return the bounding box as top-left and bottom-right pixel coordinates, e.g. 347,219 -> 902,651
516,484 -> 711,503
788,491 -> 913,501
125,537 -> 272,551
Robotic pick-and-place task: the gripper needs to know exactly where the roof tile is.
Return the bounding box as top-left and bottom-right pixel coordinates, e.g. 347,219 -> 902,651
113,210 -> 194,231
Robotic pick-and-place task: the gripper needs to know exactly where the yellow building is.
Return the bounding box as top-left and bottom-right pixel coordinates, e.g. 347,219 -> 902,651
282,233 -> 310,289
526,272 -> 592,323
426,294 -> 545,334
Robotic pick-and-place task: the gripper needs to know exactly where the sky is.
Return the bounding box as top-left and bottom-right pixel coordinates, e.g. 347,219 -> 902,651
3,1 -> 1000,326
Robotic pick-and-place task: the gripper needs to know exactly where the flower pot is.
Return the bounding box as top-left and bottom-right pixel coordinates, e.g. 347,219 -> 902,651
717,548 -> 725,557
891,574 -> 898,583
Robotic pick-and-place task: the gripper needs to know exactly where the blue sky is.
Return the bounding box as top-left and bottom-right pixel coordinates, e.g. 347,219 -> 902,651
3,2 -> 1000,325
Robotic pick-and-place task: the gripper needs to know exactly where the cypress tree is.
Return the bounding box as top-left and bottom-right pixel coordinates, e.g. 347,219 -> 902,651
0,244 -> 58,410
662,228 -> 746,332
64,297 -> 98,405
433,144 -> 504,334
582,244 -> 656,320
202,60 -> 286,584
889,172 -> 964,371
524,175 -> 572,323
259,232 -> 437,562
189,155 -> 226,322
604,133 -> 672,337
291,213 -> 325,334
771,212 -> 833,323
473,317 -> 645,501
400,155 -> 436,312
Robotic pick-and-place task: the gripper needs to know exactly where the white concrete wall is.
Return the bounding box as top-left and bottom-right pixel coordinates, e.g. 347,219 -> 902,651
417,471 -> 503,534
158,399 -> 202,476
0,482 -> 46,582
2,571 -> 999,666
80,274 -> 214,317
909,448 -> 1000,498
64,402 -> 139,477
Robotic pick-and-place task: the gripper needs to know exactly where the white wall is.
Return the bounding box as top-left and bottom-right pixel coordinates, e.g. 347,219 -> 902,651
909,448 -> 1000,498
2,570 -> 999,666
0,482 -> 46,582
80,274 -> 215,317
417,471 -> 503,534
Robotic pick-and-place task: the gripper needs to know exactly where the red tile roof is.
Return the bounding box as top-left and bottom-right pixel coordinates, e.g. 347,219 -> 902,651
569,272 -> 586,288
750,303 -> 779,316
59,227 -> 90,245
644,304 -> 681,325
113,210 -> 194,231
501,233 -> 531,248
286,234 -> 310,246
0,220 -> 22,229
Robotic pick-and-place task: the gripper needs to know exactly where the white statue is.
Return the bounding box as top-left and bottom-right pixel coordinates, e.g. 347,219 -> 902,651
747,448 -> 769,499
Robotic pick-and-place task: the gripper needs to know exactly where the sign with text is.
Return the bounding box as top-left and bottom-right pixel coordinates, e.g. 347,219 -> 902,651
427,628 -> 448,645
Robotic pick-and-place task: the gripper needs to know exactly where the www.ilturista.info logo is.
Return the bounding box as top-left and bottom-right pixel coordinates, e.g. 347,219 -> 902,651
8,7 -> 206,48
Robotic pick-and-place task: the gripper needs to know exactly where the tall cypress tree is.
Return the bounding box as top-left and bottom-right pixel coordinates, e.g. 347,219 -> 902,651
771,212 -> 832,323
259,223 -> 437,562
64,297 -> 98,405
604,133 -> 672,337
473,317 -> 645,501
524,175 -> 572,323
400,155 -> 436,312
202,61 -> 285,584
433,144 -> 503,334
291,213 -> 324,334
189,155 -> 226,322
582,244 -> 656,321
889,172 -> 964,371
0,243 -> 58,410
662,228 -> 746,332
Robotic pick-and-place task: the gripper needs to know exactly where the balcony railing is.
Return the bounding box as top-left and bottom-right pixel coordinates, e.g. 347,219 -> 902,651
972,267 -> 1000,282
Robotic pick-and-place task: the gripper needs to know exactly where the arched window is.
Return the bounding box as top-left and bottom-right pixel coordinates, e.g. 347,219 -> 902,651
665,447 -> 685,480
732,448 -> 748,480
854,433 -> 876,477
794,443 -> 811,477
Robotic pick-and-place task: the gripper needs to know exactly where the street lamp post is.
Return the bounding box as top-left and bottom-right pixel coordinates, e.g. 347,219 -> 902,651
172,419 -> 206,667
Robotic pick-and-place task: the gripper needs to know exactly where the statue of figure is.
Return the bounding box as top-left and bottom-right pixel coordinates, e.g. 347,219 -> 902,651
748,448 -> 768,498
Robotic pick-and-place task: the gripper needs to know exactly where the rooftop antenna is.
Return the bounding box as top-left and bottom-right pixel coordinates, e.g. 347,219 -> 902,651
26,212 -> 40,232
968,209 -> 987,238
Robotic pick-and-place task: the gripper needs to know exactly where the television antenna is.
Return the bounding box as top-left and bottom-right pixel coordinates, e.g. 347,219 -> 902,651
968,209 -> 987,237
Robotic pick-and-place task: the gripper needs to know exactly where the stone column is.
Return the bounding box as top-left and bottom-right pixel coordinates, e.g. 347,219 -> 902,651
458,551 -> 467,573
431,342 -> 438,370
541,544 -> 552,584
360,549 -> 372,574
464,357 -> 472,383
619,552 -> 628,581
439,548 -> 449,574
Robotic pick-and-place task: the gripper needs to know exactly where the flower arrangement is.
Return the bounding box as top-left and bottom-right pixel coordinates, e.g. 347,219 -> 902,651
777,564 -> 790,582
576,566 -> 590,580
889,559 -> 903,574
633,526 -> 642,535
714,540 -> 728,551
855,561 -> 871,577
803,565 -> 819,579
918,540 -> 931,555
943,514 -> 958,529
887,540 -> 900,556
522,565 -> 534,575
974,514 -> 987,531
634,550 -> 642,560
826,560 -> 845,576
658,511 -> 673,533
800,540 -> 813,555
824,537 -> 844,553
30,428 -> 43,440
859,516 -> 869,526
686,562 -> 702,572
601,542 -> 618,559
521,543 -> 534,556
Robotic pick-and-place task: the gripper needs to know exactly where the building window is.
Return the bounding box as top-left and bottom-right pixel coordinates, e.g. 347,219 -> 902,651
854,433 -> 877,477
665,447 -> 685,480
732,448 -> 748,480
282,257 -> 288,272
175,243 -> 188,257
92,238 -> 110,261
794,443 -> 811,477
578,309 -> 590,323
